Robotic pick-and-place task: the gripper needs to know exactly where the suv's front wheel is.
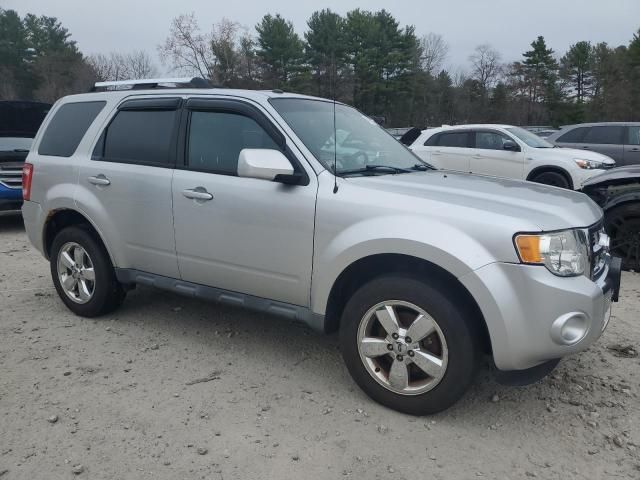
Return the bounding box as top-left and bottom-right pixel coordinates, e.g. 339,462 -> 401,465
339,274 -> 480,415
50,226 -> 125,317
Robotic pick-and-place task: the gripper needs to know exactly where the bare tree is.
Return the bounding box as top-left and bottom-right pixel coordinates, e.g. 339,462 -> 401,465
126,51 -> 157,79
158,13 -> 215,79
87,51 -> 157,81
210,19 -> 242,86
419,33 -> 449,75
469,44 -> 502,91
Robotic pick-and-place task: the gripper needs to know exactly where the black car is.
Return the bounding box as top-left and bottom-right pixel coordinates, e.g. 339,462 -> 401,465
581,166 -> 640,271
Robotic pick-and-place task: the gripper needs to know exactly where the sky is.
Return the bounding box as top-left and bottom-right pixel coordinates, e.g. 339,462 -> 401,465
4,0 -> 640,73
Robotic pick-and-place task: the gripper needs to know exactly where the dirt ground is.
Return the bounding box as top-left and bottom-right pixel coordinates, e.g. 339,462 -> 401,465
1,212 -> 639,480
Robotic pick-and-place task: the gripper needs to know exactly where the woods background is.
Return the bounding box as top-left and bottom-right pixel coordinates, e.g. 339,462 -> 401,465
1,7 -> 639,127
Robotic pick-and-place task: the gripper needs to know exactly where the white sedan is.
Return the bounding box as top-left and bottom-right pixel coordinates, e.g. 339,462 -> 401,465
409,124 -> 616,190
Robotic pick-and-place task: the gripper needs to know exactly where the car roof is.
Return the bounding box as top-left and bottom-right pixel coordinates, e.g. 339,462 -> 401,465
560,122 -> 640,129
418,124 -> 516,139
57,88 -> 331,106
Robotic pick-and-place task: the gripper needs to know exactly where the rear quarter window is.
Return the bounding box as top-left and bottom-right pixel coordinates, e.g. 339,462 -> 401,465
38,101 -> 106,157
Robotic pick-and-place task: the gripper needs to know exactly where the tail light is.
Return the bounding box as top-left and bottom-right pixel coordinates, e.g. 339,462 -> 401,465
22,163 -> 34,201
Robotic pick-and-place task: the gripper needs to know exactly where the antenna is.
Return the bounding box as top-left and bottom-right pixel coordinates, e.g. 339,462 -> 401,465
331,53 -> 339,194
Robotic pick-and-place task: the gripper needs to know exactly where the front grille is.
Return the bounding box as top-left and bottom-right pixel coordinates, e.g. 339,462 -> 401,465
0,163 -> 23,189
588,221 -> 607,280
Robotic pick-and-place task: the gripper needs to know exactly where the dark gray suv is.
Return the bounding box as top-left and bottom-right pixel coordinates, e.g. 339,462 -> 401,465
547,122 -> 640,166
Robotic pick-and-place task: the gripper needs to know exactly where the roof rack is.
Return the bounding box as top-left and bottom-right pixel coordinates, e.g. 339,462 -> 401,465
91,77 -> 212,92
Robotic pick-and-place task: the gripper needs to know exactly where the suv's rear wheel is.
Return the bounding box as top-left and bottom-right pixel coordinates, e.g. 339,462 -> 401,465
51,226 -> 125,316
339,274 -> 480,415
530,170 -> 571,189
605,202 -> 640,271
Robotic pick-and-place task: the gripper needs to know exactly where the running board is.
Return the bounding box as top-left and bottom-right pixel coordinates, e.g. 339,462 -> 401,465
115,268 -> 325,332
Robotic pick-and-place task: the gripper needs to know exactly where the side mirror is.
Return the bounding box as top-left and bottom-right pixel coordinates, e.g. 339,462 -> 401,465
503,140 -> 520,152
237,149 -> 298,183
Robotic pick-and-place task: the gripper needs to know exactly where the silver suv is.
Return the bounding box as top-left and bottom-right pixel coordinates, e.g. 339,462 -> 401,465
22,78 -> 622,414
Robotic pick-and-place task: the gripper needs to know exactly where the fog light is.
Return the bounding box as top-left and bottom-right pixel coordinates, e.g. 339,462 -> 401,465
550,312 -> 589,346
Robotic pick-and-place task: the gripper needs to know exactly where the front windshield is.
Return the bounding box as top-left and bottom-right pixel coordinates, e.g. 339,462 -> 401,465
506,126 -> 554,148
271,98 -> 431,175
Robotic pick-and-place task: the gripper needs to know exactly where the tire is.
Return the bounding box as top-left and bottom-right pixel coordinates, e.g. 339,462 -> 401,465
530,170 -> 571,189
339,274 -> 481,415
605,202 -> 640,271
50,226 -> 125,317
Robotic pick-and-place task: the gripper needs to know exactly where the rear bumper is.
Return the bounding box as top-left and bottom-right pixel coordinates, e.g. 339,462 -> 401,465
460,259 -> 620,371
21,200 -> 45,255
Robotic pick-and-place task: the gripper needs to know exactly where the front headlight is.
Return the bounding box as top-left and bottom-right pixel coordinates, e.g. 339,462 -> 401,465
514,229 -> 589,277
574,158 -> 604,169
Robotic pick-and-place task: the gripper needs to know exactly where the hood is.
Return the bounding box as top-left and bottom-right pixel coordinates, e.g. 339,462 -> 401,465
348,171 -> 602,231
582,165 -> 640,187
535,146 -> 615,164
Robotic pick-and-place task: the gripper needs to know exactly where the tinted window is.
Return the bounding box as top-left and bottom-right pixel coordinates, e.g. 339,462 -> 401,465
582,126 -> 624,145
475,131 -> 511,150
101,110 -> 178,165
187,111 -> 279,175
557,127 -> 589,143
38,101 -> 105,157
627,126 -> 640,146
435,132 -> 468,148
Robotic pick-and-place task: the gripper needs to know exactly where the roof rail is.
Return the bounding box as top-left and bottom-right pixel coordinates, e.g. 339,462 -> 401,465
91,77 -> 211,92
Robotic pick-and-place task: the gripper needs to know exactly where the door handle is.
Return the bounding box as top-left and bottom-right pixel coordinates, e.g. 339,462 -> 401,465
88,174 -> 111,186
182,188 -> 213,201
472,155 -> 483,159
582,146 -> 590,149
432,151 -> 443,155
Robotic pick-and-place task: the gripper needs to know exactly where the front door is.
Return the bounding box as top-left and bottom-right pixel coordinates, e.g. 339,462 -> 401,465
171,98 -> 316,306
470,130 -> 524,180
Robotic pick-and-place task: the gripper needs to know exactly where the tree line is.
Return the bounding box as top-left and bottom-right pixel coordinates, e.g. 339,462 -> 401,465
2,7 -> 639,127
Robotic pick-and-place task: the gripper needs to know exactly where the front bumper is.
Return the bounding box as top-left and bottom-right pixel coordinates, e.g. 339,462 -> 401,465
0,183 -> 22,211
460,258 -> 621,371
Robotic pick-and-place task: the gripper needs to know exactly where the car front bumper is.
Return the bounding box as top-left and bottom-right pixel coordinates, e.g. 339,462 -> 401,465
0,183 -> 22,211
460,258 -> 621,371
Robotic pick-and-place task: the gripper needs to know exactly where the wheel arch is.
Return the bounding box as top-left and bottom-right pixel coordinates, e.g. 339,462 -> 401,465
526,165 -> 574,189
43,208 -> 116,265
322,253 -> 492,354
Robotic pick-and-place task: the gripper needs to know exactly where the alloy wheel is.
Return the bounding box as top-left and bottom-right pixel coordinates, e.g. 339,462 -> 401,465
357,300 -> 448,395
57,242 -> 96,304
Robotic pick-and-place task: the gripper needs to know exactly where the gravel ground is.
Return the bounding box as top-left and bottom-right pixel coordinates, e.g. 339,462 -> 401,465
1,212 -> 639,479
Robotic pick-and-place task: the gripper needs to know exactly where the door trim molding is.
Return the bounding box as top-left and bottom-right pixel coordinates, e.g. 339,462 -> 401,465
115,268 -> 325,332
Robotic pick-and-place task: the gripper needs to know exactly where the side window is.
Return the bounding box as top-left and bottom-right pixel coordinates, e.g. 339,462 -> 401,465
626,126 -> 640,146
582,126 -> 624,145
475,131 -> 511,150
436,132 -> 469,148
557,127 -> 589,143
38,101 -> 105,157
96,108 -> 179,165
187,111 -> 279,175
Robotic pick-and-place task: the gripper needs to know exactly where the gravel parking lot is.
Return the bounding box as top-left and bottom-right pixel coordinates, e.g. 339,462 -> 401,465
1,212 -> 639,480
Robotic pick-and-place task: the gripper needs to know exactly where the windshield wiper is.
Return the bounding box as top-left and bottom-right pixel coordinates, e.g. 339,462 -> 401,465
339,165 -> 412,176
410,163 -> 434,171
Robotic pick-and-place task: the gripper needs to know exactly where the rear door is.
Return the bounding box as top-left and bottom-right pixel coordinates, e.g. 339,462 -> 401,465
578,126 -> 625,161
76,97 -> 181,278
623,125 -> 640,166
424,131 -> 472,172
469,129 -> 525,179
